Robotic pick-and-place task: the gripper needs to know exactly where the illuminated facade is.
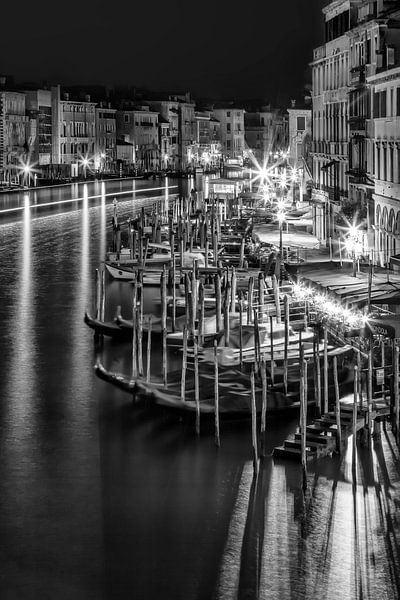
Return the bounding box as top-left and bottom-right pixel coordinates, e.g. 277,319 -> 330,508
212,107 -> 245,161
0,83 -> 29,182
95,105 -> 116,173
310,0 -> 353,242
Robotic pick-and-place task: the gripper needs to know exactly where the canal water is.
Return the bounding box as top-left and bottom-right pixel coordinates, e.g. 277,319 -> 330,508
0,177 -> 399,599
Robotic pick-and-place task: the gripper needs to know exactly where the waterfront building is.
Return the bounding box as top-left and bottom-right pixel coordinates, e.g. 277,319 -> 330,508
24,88 -> 55,178
116,105 -> 159,171
310,0 -> 354,242
0,78 -> 30,183
190,110 -> 222,170
346,0 -> 400,264
116,139 -> 135,174
53,87 -> 97,177
212,106 -> 245,162
145,99 -> 180,170
95,104 -> 117,173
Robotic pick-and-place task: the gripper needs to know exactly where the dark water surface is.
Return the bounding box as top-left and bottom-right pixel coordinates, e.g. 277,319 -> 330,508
0,178 -> 399,599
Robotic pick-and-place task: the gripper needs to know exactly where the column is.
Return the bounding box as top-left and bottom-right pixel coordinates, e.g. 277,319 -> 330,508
395,144 -> 400,184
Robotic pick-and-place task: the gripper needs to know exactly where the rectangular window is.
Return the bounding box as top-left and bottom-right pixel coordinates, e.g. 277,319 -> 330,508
227,123 -> 231,132
124,114 -> 130,123
297,116 -> 306,131
397,88 -> 400,116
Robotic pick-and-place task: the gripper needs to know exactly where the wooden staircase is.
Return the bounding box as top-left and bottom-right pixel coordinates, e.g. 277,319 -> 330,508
273,402 -> 370,462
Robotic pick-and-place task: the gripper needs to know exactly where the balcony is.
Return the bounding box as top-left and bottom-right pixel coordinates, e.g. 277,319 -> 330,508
311,141 -> 348,157
349,65 -> 366,87
348,116 -> 366,132
347,168 -> 370,186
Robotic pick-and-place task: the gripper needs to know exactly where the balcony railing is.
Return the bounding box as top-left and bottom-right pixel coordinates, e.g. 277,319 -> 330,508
311,141 -> 348,156
349,65 -> 366,86
348,116 -> 366,131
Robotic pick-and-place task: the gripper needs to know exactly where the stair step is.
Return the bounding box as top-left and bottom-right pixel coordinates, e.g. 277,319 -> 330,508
306,424 -> 337,437
294,433 -> 329,446
284,440 -> 319,452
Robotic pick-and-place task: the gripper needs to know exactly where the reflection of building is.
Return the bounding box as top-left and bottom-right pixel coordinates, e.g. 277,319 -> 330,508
212,107 -> 245,161
0,79 -> 29,182
310,0 -> 352,242
95,104 -> 116,173
244,107 -> 288,164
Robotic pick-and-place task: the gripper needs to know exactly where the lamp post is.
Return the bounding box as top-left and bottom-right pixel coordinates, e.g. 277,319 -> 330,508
277,209 -> 286,257
344,225 -> 363,277
23,164 -> 31,188
81,157 -> 90,179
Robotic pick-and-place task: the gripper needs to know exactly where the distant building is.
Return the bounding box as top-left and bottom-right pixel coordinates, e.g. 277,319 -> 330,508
53,87 -> 97,177
244,107 -> 288,165
287,101 -> 312,170
212,107 -> 245,161
190,110 -> 222,169
25,88 -> 55,175
0,78 -> 29,183
116,105 -> 159,171
116,139 -> 135,174
95,104 -> 116,173
145,99 -> 180,170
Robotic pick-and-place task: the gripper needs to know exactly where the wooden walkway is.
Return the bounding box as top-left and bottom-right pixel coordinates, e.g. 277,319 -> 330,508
273,398 -> 391,462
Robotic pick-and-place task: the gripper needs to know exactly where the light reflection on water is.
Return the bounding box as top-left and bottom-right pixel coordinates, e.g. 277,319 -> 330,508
0,179 -> 399,599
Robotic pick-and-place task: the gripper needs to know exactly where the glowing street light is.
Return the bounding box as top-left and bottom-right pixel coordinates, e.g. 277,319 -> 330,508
344,225 -> 364,277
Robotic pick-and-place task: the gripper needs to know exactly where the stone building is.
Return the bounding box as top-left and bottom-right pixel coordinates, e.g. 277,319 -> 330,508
95,104 -> 116,173
0,79 -> 30,183
244,107 -> 288,165
53,87 -> 97,177
212,106 -> 245,162
310,0 -> 354,242
116,105 -> 159,171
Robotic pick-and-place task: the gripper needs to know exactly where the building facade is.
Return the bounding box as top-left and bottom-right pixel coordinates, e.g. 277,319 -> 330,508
244,107 -> 289,165
95,104 -> 116,173
53,90 -> 96,176
310,0 -> 354,242
116,105 -> 159,171
212,107 -> 245,162
0,83 -> 29,183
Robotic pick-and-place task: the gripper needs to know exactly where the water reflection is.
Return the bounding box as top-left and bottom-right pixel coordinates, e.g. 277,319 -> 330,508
5,194 -> 36,429
0,178 -> 400,598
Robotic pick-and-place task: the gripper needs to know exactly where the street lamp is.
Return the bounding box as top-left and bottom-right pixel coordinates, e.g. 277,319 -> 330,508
277,209 -> 286,256
81,157 -> 90,179
344,225 -> 363,277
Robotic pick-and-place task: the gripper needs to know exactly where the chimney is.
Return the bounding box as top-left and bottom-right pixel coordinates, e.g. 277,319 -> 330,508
291,99 -> 296,108
0,75 -> 6,89
63,92 -> 69,101
85,94 -> 91,102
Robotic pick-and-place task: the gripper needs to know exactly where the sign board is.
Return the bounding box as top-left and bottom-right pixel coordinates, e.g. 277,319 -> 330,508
376,368 -> 385,386
368,319 -> 396,339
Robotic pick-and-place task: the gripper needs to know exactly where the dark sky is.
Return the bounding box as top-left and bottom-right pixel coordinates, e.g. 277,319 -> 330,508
1,0 -> 325,102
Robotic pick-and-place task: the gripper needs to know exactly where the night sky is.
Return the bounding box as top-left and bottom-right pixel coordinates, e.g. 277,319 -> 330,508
1,0 -> 325,102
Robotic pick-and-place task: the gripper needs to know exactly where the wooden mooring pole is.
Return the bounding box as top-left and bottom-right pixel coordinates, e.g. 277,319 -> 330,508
214,340 -> 220,447
261,359 -> 267,457
250,368 -> 259,475
394,345 -> 399,445
323,326 -> 329,414
146,316 -> 152,383
333,356 -> 342,453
